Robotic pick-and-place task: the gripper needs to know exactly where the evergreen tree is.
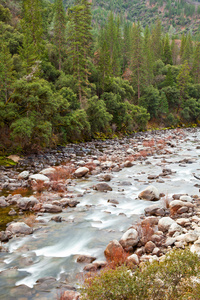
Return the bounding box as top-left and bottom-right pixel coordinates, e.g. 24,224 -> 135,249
0,43 -> 15,103
180,34 -> 186,59
144,26 -> 154,85
177,61 -> 191,110
53,0 -> 67,71
67,0 -> 92,106
171,39 -> 179,65
163,34 -> 172,65
130,22 -> 145,101
151,19 -> 162,61
20,0 -> 44,73
192,42 -> 200,84
164,66 -> 174,87
123,21 -> 132,72
182,33 -> 193,65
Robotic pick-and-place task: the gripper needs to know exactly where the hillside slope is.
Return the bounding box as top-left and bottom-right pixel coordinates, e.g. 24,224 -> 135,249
63,0 -> 200,37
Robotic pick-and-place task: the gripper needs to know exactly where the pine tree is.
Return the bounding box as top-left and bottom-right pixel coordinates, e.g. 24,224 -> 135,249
53,0 -> 67,71
67,0 -> 92,105
0,43 -> 15,103
20,0 -> 44,73
122,21 -> 132,72
182,33 -> 193,65
163,34 -> 173,65
180,34 -> 186,59
144,26 -> 154,85
130,22 -> 145,101
171,39 -> 179,65
151,19 -> 162,61
192,42 -> 200,84
177,61 -> 191,110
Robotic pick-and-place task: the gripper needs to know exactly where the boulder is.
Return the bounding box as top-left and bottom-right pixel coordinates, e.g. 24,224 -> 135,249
60,199 -> 80,208
93,183 -> 112,192
145,203 -> 165,216
6,222 -> 33,235
0,197 -> 8,207
138,185 -> 160,201
124,161 -> 133,168
120,228 -> 139,248
168,223 -> 183,236
43,204 -> 62,213
104,240 -> 124,260
18,171 -> 29,180
39,167 -> 56,176
158,217 -> 177,232
144,241 -> 156,254
74,167 -> 89,178
99,174 -> 112,182
180,195 -> 192,202
76,255 -> 96,264
127,254 -> 139,265
29,174 -> 49,182
17,196 -> 39,210
191,239 -> 200,255
176,232 -> 199,243
141,216 -> 159,227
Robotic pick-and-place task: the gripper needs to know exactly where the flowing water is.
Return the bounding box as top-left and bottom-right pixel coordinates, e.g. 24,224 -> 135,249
0,129 -> 200,299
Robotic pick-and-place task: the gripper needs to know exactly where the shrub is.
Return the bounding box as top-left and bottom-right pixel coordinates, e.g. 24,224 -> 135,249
80,248 -> 200,300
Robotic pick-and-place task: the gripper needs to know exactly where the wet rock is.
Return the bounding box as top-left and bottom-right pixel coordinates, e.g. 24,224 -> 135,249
93,183 -> 112,192
6,222 -> 33,235
104,240 -> 124,260
124,161 -> 133,168
43,204 -> 62,213
93,261 -> 107,269
120,228 -> 139,248
148,175 -> 159,180
83,263 -> 97,272
180,195 -> 192,202
158,217 -> 177,232
119,181 -> 132,186
0,231 -> 9,242
61,199 -> 80,208
74,167 -> 89,178
29,174 -> 50,182
51,216 -> 62,222
145,203 -> 166,216
18,171 -> 29,180
76,255 -> 96,263
108,199 -> 119,205
138,185 -> 160,201
99,174 -> 112,182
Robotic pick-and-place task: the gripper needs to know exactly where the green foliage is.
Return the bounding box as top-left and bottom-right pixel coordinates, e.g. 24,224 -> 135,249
80,248 -> 200,300
139,85 -> 160,118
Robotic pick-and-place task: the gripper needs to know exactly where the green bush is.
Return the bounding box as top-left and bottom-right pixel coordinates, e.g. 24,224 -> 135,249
80,248 -> 200,300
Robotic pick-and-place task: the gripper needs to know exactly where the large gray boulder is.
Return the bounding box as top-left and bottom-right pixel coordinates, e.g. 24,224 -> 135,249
17,196 -> 39,210
74,167 -> 89,178
6,222 -> 33,235
93,183 -> 112,192
18,171 -> 29,180
138,185 -> 160,201
29,174 -> 49,182
120,228 -> 139,248
145,203 -> 165,216
43,204 -> 62,213
158,217 -> 177,232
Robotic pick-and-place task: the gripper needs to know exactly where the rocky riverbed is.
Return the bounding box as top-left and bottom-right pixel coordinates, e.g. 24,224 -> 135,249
1,127 -> 200,299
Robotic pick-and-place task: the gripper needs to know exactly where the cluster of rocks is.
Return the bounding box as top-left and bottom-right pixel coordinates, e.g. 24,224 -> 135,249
102,192 -> 200,269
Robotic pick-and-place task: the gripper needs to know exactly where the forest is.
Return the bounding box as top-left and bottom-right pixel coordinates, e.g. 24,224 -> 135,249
0,0 -> 200,153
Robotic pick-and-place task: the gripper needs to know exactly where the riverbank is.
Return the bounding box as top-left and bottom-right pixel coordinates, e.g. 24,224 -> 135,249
0,127 -> 200,299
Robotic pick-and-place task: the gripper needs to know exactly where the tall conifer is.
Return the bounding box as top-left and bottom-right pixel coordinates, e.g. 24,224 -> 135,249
54,0 -> 67,71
